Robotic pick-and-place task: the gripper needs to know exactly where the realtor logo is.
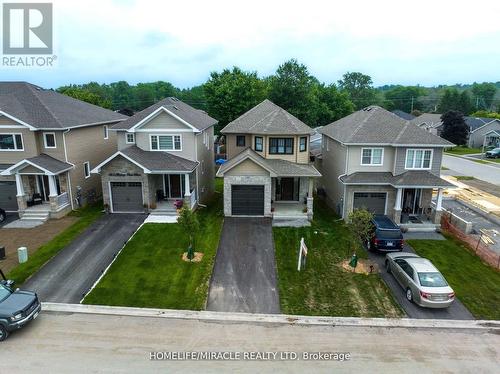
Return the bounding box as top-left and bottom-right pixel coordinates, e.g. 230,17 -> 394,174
3,3 -> 53,54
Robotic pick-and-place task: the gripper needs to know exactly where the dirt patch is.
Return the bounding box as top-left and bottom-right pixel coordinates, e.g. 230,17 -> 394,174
181,252 -> 204,262
340,259 -> 379,275
0,216 -> 78,274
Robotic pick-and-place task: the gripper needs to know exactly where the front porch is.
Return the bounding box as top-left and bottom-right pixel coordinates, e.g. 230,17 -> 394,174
148,172 -> 197,215
394,187 -> 444,231
271,177 -> 314,226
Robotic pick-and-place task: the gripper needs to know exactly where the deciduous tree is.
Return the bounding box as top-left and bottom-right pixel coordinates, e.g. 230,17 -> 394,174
440,111 -> 469,145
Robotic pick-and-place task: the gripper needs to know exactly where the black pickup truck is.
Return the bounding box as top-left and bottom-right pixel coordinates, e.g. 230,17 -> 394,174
0,276 -> 41,341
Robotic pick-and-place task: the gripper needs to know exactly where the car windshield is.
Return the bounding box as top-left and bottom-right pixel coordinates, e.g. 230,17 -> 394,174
0,284 -> 12,302
377,229 -> 401,239
418,272 -> 448,287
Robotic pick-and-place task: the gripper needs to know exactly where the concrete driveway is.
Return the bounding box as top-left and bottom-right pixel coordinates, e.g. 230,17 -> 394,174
23,214 -> 145,303
366,241 -> 474,320
206,217 -> 280,314
442,154 -> 500,185
0,212 -> 16,227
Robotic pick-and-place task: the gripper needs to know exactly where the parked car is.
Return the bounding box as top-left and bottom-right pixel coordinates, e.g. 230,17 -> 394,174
0,279 -> 41,341
485,147 -> 500,159
367,215 -> 404,252
385,253 -> 455,308
0,208 -> 5,224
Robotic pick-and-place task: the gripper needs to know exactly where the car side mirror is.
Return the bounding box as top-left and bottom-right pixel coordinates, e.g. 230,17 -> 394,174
6,279 -> 14,288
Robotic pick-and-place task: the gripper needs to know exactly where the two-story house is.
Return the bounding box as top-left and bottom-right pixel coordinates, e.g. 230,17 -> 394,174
318,106 -> 454,229
91,98 -> 217,213
0,82 -> 125,220
216,100 -> 321,225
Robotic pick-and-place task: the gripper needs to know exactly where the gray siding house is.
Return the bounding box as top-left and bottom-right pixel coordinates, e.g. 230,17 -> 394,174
92,98 -> 217,214
216,100 -> 321,225
0,82 -> 125,219
468,119 -> 500,148
318,106 -> 454,230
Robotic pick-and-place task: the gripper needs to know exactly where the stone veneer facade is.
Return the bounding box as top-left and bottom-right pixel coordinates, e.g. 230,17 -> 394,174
223,175 -> 272,217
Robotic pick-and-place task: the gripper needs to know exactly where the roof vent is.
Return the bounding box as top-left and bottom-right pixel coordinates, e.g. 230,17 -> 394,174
171,97 -> 178,101
363,106 -> 373,111
173,105 -> 179,110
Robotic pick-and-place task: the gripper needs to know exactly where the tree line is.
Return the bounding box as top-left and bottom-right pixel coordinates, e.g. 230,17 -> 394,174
57,59 -> 499,133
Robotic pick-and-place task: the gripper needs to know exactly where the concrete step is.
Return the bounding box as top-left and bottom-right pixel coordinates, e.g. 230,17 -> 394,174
272,216 -> 310,227
149,210 -> 178,216
20,211 -> 50,222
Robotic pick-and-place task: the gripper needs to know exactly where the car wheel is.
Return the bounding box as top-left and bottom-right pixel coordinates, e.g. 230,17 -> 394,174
405,288 -> 413,303
0,325 -> 8,342
0,210 -> 5,223
385,260 -> 391,273
366,240 -> 371,251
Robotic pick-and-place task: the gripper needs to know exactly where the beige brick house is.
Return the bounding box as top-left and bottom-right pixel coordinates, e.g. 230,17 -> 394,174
91,98 -> 217,214
0,82 -> 125,220
216,100 -> 321,226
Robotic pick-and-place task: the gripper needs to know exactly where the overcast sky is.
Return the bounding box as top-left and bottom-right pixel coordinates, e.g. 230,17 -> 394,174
2,0 -> 500,89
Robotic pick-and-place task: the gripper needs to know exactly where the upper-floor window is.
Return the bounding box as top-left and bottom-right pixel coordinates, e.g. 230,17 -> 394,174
126,133 -> 135,144
254,136 -> 263,152
361,148 -> 383,165
0,133 -> 23,151
269,137 -> 294,155
236,135 -> 246,147
43,132 -> 56,148
150,134 -> 182,151
103,125 -> 109,139
299,137 -> 307,152
405,149 -> 432,169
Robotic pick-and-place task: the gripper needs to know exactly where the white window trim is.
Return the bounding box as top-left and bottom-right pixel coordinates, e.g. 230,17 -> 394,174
149,134 -> 182,152
43,132 -> 57,149
103,125 -> 109,140
84,161 -> 91,179
360,147 -> 384,166
0,133 -> 24,151
405,149 -> 433,170
125,133 -> 135,144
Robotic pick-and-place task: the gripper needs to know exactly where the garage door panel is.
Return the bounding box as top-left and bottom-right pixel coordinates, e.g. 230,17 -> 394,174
111,182 -> 143,213
353,192 -> 386,214
231,185 -> 264,216
0,181 -> 18,211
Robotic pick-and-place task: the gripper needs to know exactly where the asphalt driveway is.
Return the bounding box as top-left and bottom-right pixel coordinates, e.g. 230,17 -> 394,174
206,217 -> 280,314
23,214 -> 145,303
366,242 -> 474,320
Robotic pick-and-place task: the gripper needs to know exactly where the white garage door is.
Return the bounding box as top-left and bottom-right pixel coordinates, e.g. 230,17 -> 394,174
353,192 -> 387,214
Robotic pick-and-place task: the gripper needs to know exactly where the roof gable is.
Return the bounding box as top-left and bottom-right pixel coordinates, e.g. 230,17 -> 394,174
132,107 -> 198,132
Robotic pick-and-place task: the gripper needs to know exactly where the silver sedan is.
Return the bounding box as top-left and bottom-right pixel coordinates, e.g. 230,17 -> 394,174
385,253 -> 455,308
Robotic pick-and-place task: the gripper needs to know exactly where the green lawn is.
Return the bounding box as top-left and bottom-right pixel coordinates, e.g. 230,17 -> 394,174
83,181 -> 223,310
8,203 -> 103,285
453,176 -> 475,181
445,146 -> 482,155
408,234 -> 500,320
274,201 -> 403,318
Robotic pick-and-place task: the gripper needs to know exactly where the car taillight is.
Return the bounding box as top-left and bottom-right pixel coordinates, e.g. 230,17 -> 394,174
448,292 -> 455,299
374,238 -> 379,245
420,291 -> 431,299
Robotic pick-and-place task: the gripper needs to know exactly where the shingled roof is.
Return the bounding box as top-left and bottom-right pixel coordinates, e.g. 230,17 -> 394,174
112,97 -> 217,131
0,82 -> 126,129
339,171 -> 454,188
320,106 -> 453,147
1,154 -> 73,175
221,99 -> 314,135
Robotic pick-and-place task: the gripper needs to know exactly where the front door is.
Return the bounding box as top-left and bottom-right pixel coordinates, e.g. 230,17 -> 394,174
37,175 -> 50,201
402,188 -> 422,214
169,174 -> 182,198
280,178 -> 295,201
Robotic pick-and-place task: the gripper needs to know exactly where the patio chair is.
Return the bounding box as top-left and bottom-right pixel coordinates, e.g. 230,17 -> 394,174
27,193 -> 43,207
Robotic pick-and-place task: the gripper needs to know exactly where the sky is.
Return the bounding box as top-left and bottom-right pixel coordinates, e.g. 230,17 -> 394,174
1,0 -> 500,89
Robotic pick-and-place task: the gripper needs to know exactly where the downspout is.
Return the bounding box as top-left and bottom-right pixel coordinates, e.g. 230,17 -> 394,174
63,128 -> 75,210
339,143 -> 349,220
194,132 -> 200,207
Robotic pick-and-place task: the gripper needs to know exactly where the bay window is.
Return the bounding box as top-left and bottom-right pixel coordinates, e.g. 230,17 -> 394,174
405,149 -> 432,169
269,137 -> 294,154
150,135 -> 182,151
254,136 -> 263,152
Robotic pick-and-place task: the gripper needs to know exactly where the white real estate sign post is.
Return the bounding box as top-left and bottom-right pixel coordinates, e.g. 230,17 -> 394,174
297,237 -> 308,271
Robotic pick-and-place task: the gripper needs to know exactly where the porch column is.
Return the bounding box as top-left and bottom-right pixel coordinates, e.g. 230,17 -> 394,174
393,188 -> 402,224
306,178 -> 314,221
48,175 -> 58,197
184,173 -> 191,196
15,173 -> 25,196
436,188 -> 443,211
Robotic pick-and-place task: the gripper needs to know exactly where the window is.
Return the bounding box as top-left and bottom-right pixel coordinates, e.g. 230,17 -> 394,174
405,149 -> 432,169
299,136 -> 307,152
84,161 -> 91,179
361,148 -> 383,165
236,135 -> 246,147
269,138 -> 294,154
150,135 -> 182,151
43,132 -> 56,148
126,133 -> 135,144
103,125 -> 109,139
0,134 -> 23,151
254,136 -> 263,152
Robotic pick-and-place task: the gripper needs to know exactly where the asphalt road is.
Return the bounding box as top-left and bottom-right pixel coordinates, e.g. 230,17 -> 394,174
1,311 -> 498,373
366,244 -> 474,320
442,154 -> 500,184
207,217 -> 280,314
23,214 -> 145,303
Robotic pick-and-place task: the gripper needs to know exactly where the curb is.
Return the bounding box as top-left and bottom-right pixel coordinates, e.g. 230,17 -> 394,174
42,303 -> 500,330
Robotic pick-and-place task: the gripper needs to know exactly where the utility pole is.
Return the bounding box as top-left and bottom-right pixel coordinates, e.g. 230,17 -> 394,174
476,96 -> 480,109
410,97 -> 414,112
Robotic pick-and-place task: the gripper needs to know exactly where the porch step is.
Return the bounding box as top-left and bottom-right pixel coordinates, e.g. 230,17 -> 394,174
272,216 -> 310,227
20,211 -> 50,222
400,224 -> 440,233
149,210 -> 178,216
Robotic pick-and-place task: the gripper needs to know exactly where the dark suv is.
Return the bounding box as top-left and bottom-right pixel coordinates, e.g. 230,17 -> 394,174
367,215 -> 404,252
0,279 -> 41,341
